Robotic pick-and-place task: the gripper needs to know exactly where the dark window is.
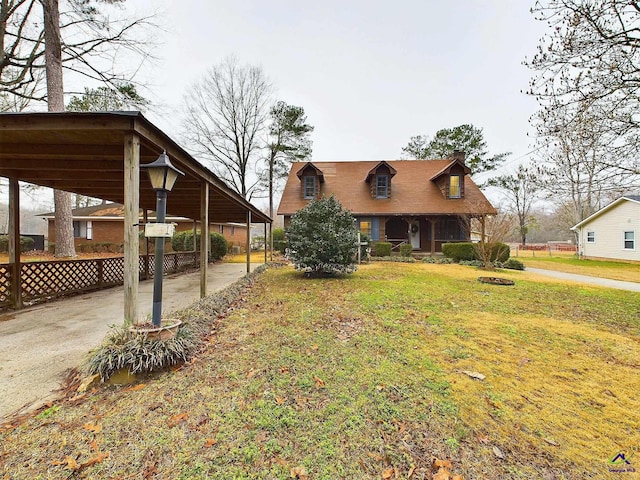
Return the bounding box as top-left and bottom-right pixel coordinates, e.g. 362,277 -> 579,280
586,231 -> 595,243
73,221 -> 87,238
376,175 -> 389,198
624,231 -> 635,250
303,176 -> 315,199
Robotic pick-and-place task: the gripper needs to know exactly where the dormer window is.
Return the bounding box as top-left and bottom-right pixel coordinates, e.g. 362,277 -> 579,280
303,176 -> 316,199
376,175 -> 389,198
449,175 -> 462,198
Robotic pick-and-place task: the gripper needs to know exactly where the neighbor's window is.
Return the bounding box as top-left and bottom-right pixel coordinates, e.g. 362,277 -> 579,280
449,175 -> 461,198
219,225 -> 224,234
73,220 -> 88,238
303,176 -> 315,199
586,231 -> 595,243
376,175 -> 389,198
359,218 -> 372,237
624,231 -> 635,250
231,226 -> 235,235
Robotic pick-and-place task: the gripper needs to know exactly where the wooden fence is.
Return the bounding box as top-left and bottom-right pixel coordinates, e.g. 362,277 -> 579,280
0,252 -> 199,311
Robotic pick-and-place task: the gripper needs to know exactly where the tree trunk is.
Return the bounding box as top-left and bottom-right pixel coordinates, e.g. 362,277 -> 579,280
43,0 -> 76,257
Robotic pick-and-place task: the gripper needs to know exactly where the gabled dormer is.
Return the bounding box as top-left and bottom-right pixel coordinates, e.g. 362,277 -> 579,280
296,162 -> 324,200
430,151 -> 471,199
365,161 -> 397,199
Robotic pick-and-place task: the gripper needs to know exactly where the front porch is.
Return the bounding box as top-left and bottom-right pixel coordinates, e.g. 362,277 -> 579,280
359,215 -> 475,255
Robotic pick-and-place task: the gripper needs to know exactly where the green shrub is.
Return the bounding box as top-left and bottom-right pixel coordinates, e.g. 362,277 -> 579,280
373,242 -> 392,257
210,232 -> 227,260
287,195 -> 358,275
442,242 -> 476,262
272,227 -> 286,252
488,242 -> 510,263
0,235 -> 35,253
502,258 -> 525,270
359,233 -> 370,260
172,231 -> 227,260
399,243 -> 414,257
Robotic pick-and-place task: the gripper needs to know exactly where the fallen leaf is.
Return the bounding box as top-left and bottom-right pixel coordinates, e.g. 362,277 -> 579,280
273,456 -> 287,467
376,384 -> 385,391
89,440 -> 98,452
62,455 -> 79,470
280,366 -> 290,373
83,421 -> 102,434
167,413 -> 188,427
290,465 -> 308,479
492,446 -> 505,459
367,452 -> 383,462
433,467 -> 450,480
382,467 -> 394,479
407,465 -> 416,478
275,396 -> 287,405
246,369 -> 256,378
452,475 -> 464,480
204,438 -> 216,447
124,383 -> 146,392
477,434 -> 490,444
313,375 -> 325,388
433,459 -> 453,469
543,438 -> 559,446
79,451 -> 110,469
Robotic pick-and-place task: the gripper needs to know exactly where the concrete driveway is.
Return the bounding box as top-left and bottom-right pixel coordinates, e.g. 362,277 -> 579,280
0,262 -> 260,419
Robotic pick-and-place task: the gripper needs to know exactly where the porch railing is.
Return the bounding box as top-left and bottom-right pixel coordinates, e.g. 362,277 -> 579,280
0,251 -> 199,311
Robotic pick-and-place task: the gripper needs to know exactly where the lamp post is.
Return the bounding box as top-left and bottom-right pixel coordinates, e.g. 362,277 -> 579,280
141,151 -> 184,327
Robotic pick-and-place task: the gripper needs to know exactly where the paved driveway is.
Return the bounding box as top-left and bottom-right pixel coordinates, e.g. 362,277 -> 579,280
526,267 -> 640,292
0,263 -> 260,419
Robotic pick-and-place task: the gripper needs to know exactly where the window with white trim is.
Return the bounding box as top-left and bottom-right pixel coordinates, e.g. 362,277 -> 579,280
624,231 -> 635,250
586,231 -> 595,243
73,221 -> 88,238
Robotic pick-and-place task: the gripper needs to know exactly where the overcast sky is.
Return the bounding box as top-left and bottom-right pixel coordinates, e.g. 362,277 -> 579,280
131,1 -> 548,186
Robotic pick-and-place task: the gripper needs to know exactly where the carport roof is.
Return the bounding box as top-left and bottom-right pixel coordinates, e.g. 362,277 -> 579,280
0,111 -> 270,224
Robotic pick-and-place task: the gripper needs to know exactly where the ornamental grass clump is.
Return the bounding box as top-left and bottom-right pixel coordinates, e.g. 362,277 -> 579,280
286,195 -> 358,276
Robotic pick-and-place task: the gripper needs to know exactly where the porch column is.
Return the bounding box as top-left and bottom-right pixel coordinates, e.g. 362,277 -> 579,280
200,182 -> 209,298
246,210 -> 252,273
143,209 -> 150,280
428,218 -> 436,255
8,177 -> 22,309
123,133 -> 140,324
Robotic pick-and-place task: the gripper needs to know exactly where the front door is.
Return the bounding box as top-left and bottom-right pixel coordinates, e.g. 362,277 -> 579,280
410,221 -> 420,249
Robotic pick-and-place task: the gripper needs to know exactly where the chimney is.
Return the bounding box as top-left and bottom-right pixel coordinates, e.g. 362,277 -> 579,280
451,150 -> 466,163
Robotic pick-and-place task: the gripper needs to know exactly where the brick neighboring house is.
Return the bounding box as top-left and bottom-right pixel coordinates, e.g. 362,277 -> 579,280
39,203 -> 248,251
277,154 -> 497,254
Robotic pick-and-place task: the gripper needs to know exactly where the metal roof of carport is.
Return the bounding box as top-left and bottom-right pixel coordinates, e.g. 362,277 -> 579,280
0,111 -> 270,225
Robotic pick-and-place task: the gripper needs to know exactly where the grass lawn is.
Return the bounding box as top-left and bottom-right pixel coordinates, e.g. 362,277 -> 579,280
224,251 -> 272,264
513,250 -> 640,283
1,263 -> 639,479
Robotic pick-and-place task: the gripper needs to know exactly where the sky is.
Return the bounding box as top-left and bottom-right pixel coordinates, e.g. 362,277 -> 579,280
131,1 -> 548,185
8,1 -> 551,211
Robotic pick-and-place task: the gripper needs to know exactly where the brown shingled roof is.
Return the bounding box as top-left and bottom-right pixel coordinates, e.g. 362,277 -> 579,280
278,160 -> 496,217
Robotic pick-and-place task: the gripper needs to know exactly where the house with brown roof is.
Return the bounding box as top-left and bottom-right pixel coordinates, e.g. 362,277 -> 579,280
40,203 -> 248,251
277,153 -> 497,254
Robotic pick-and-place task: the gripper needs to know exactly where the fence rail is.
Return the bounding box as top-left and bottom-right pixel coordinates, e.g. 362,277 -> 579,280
0,252 -> 199,310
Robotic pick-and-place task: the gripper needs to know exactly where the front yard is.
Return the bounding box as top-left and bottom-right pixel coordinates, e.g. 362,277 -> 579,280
1,263 -> 638,479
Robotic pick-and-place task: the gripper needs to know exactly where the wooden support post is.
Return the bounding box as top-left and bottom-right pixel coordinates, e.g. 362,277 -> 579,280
8,177 -> 22,309
429,218 -> 436,255
123,133 -> 140,325
264,222 -> 267,263
246,210 -> 251,274
143,209 -> 150,280
192,220 -> 197,252
200,183 -> 209,298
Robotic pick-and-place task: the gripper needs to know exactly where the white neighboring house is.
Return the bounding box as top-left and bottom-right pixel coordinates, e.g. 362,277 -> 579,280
571,195 -> 640,262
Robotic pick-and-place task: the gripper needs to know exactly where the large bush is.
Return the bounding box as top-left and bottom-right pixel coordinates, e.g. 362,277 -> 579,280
272,227 -> 286,252
171,230 -> 227,260
287,196 -> 358,275
442,242 -> 476,262
0,235 -> 34,253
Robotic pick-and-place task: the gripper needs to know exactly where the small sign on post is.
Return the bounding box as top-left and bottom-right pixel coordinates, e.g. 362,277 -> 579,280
144,223 -> 176,238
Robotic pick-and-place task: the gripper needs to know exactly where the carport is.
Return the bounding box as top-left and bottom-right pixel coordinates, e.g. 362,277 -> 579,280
0,111 -> 271,321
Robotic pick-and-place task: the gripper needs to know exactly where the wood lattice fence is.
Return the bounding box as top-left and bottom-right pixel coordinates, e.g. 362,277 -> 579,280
0,252 -> 199,310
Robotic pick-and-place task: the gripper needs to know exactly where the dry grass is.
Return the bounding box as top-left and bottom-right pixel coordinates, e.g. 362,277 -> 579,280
224,251 -> 272,264
1,263 -> 638,479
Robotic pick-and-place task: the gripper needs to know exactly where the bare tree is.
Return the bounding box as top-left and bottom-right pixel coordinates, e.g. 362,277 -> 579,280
471,210 -> 513,270
182,57 -> 273,200
1,0 -> 155,102
487,165 -> 540,246
1,0 -> 155,257
528,1 -> 640,183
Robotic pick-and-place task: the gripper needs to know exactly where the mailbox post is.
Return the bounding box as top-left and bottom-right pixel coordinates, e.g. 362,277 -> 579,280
141,152 -> 184,327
